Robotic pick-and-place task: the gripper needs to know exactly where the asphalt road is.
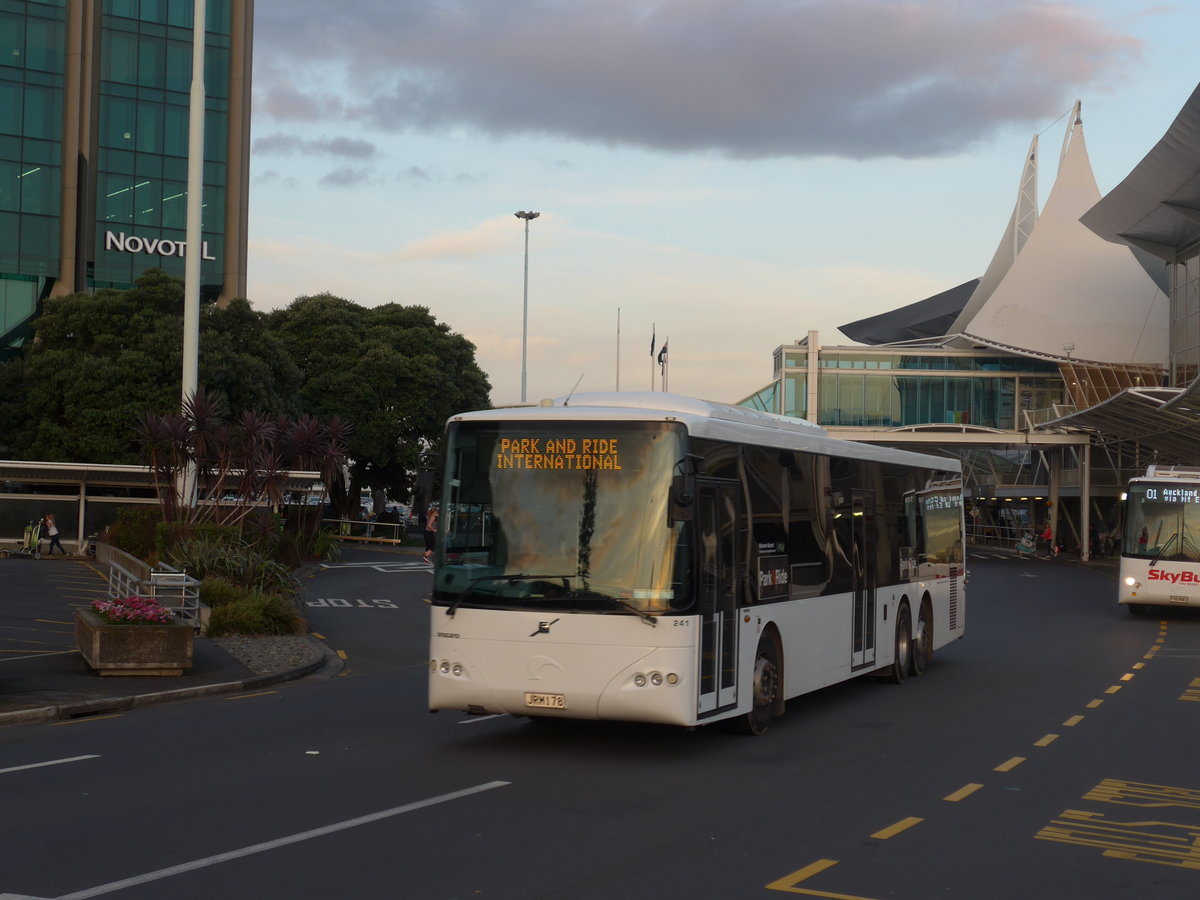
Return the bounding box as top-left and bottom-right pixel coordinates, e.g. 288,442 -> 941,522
2,551 -> 1200,899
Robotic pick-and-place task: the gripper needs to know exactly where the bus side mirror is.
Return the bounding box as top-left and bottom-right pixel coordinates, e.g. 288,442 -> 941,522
670,474 -> 695,522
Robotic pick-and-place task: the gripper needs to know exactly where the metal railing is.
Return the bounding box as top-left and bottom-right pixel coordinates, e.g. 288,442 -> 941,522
100,543 -> 205,633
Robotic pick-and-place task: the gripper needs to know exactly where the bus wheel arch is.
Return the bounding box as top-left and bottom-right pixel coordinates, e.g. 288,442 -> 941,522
735,626 -> 784,736
885,601 -> 912,684
911,595 -> 933,677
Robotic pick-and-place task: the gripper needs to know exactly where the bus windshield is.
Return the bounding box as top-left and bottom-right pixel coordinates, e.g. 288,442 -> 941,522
1124,482 -> 1200,563
434,420 -> 690,615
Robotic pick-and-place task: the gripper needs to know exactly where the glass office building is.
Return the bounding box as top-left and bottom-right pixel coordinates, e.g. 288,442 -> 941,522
0,0 -> 253,358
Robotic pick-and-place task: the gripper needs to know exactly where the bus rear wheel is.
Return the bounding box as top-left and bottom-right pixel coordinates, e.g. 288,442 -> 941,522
735,633 -> 781,736
886,604 -> 912,684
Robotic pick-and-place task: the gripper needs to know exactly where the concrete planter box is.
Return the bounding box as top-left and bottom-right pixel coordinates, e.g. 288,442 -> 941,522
75,608 -> 193,676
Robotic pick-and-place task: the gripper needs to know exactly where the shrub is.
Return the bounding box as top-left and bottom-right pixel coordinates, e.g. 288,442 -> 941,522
106,506 -> 160,560
198,576 -> 245,608
166,536 -> 298,594
156,521 -> 239,557
205,590 -> 304,637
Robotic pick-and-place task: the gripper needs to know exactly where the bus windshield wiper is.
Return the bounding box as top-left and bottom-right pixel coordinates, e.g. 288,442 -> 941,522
1150,533 -> 1179,567
570,589 -> 657,626
446,573 -> 571,617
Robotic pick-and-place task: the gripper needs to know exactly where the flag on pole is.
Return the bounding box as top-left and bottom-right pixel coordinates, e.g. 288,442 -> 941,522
650,325 -> 656,358
657,340 -> 668,367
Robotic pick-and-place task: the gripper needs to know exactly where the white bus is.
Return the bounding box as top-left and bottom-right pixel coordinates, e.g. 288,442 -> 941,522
428,393 -> 966,734
1119,466 -> 1200,615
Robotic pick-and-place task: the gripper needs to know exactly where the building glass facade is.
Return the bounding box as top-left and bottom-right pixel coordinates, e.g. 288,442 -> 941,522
761,344 -> 1065,430
0,0 -> 251,359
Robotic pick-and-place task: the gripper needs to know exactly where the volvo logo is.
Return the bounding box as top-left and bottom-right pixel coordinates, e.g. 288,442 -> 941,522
530,618 -> 560,637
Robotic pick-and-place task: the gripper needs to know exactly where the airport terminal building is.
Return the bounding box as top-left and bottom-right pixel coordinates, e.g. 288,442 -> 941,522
0,0 -> 254,359
741,91 -> 1200,555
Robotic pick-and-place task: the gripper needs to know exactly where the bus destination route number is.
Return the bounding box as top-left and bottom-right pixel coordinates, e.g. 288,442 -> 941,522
525,691 -> 567,709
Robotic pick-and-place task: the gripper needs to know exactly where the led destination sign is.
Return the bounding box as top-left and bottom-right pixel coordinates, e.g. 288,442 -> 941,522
495,436 -> 622,470
1140,486 -> 1200,504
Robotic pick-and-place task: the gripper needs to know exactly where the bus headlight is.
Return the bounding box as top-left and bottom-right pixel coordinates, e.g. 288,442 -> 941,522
632,671 -> 678,687
1124,576 -> 1139,588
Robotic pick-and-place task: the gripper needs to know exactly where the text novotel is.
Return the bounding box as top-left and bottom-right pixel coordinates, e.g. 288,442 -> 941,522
105,231 -> 216,261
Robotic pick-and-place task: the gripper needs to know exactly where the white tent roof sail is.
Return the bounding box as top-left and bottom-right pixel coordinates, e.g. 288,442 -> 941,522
950,101 -> 1169,366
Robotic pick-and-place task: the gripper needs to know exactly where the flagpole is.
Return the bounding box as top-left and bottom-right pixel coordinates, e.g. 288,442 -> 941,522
616,307 -> 621,391
650,322 -> 655,391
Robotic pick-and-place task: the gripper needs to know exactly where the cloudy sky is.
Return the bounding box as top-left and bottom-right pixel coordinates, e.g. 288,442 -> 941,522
245,0 -> 1197,406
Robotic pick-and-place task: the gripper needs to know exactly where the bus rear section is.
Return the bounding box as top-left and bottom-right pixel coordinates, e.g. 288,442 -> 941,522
1119,466 -> 1200,614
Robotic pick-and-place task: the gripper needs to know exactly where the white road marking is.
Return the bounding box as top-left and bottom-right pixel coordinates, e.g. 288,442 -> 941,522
0,755 -> 99,776
47,781 -> 511,900
458,714 -> 507,725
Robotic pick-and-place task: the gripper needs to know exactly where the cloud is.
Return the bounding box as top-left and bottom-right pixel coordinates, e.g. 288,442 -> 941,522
386,215 -> 521,261
317,166 -> 387,188
254,133 -> 381,159
253,0 -> 1139,160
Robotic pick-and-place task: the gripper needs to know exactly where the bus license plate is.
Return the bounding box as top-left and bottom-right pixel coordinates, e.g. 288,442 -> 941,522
1171,595 -> 1188,604
525,692 -> 566,709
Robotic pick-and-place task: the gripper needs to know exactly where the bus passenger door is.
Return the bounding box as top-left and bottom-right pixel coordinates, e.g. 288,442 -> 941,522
696,479 -> 740,715
840,490 -> 877,670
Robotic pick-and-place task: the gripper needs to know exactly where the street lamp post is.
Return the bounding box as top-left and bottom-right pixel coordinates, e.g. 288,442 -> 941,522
515,210 -> 540,403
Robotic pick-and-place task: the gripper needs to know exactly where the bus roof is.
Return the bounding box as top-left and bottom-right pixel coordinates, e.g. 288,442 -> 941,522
449,391 -> 961,474
1135,465 -> 1200,481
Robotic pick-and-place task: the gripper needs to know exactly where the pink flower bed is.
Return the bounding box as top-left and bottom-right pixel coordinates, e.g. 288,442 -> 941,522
90,595 -> 176,626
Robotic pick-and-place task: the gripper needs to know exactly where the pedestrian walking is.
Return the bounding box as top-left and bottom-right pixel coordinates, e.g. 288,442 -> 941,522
44,513 -> 66,555
422,507 -> 438,564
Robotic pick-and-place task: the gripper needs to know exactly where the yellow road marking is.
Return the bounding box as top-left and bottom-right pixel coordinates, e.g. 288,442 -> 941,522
225,690 -> 278,701
1133,663 -> 1145,670
944,783 -> 984,802
310,631 -> 326,640
1063,715 -> 1084,727
995,757 -> 1025,773
870,817 -> 922,840
336,649 -> 348,660
766,859 -> 881,898
1106,685 -> 1123,694
1120,673 -> 1134,682
1035,734 -> 1059,747
35,619 -> 73,626
51,714 -> 123,726
1180,677 -> 1200,702
1087,699 -> 1104,709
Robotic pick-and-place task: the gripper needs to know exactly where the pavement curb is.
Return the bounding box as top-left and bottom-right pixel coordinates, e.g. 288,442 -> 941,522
0,636 -> 335,728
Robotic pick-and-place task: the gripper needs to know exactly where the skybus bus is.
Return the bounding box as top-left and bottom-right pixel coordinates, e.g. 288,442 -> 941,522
428,392 -> 966,735
1119,466 -> 1200,615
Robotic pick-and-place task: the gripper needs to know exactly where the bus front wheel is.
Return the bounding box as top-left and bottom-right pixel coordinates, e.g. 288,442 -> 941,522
911,600 -> 933,676
735,632 -> 782,736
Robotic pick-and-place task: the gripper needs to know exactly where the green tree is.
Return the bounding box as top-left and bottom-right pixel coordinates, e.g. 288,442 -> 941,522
0,270 -> 301,463
266,293 -> 490,514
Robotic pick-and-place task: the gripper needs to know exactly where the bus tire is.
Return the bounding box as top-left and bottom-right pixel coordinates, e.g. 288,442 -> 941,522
886,604 -> 911,684
735,631 -> 782,736
1127,603 -> 1146,616
911,599 -> 933,677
